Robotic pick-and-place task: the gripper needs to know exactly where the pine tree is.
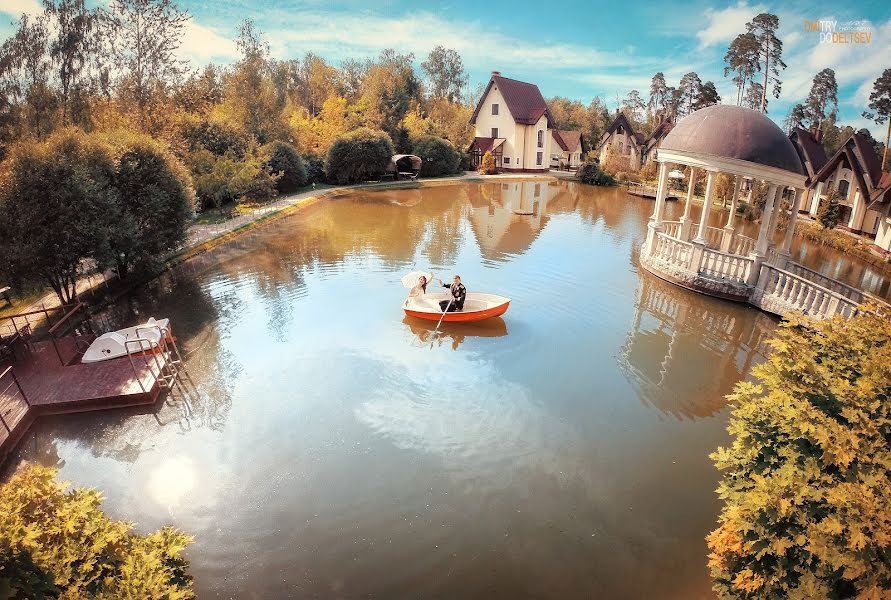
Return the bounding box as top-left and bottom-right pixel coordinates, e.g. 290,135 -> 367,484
746,13 -> 786,113
861,68 -> 891,172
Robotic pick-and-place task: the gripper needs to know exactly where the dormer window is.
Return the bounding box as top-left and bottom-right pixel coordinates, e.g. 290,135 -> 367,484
492,103 -> 499,115
537,130 -> 544,148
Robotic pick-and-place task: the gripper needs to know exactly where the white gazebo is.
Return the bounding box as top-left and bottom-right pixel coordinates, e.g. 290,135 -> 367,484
640,105 -> 876,319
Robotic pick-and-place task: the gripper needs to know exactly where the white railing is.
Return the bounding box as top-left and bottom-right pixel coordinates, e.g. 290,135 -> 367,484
661,220 -> 681,238
694,226 -> 723,249
755,265 -> 860,319
765,246 -> 786,268
730,234 -> 755,257
653,232 -> 693,270
699,247 -> 753,283
783,261 -> 865,303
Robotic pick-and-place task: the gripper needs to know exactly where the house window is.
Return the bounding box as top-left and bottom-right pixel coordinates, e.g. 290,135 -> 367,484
536,152 -> 543,166
491,127 -> 498,138
492,103 -> 499,115
503,156 -> 510,164
537,130 -> 544,148
617,141 -> 624,154
838,179 -> 850,198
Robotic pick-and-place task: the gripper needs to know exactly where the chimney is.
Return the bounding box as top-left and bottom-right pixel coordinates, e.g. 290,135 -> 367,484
491,70 -> 501,77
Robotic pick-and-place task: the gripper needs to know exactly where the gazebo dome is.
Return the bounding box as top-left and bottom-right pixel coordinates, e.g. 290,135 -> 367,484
660,105 -> 804,175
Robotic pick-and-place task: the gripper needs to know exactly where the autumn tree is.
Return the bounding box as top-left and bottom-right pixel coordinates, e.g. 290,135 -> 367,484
106,0 -> 189,133
0,463 -> 194,598
421,46 -> 467,103
746,13 -> 785,112
708,309 -> 890,599
0,12 -> 55,140
723,32 -> 760,106
477,150 -> 496,175
0,129 -> 118,304
862,68 -> 891,171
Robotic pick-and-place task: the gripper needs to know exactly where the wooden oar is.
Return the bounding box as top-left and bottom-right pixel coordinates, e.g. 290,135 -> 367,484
431,298 -> 453,343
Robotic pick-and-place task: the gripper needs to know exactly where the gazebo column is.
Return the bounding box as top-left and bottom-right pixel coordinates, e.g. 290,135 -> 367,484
645,162 -> 671,255
720,176 -> 742,253
679,168 -> 697,241
692,170 -> 718,245
778,188 -> 803,264
765,186 -> 784,250
748,183 -> 779,286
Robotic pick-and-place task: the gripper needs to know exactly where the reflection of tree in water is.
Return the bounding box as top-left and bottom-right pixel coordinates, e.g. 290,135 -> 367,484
618,274 -> 777,420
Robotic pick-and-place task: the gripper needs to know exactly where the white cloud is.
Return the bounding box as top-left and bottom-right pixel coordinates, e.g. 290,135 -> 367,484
696,1 -> 767,48
0,0 -> 41,18
178,19 -> 239,64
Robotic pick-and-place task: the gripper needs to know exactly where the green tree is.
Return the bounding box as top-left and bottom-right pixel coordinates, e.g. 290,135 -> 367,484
861,68 -> 891,172
324,127 -> 393,184
817,188 -> 842,229
746,13 -> 786,112
743,82 -> 766,112
0,12 -> 55,139
0,463 -> 194,598
678,72 -> 702,116
723,32 -> 760,105
262,140 -> 307,192
693,81 -> 721,111
785,103 -> 808,133
46,0 -> 100,127
648,72 -> 669,113
188,148 -> 278,210
412,135 -> 460,177
103,131 -> 195,277
0,129 -> 117,304
708,309 -> 891,599
622,89 -> 646,126
805,68 -> 839,129
421,46 -> 467,103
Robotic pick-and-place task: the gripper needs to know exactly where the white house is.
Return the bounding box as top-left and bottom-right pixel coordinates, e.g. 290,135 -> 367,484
803,131 -> 891,254
469,72 -> 554,173
596,111 -> 673,169
552,130 -> 584,168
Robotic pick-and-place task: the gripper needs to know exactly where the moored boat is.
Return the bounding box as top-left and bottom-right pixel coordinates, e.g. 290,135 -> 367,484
403,292 -> 510,323
82,317 -> 172,363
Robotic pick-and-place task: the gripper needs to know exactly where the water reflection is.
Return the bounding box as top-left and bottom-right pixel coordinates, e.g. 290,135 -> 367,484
402,315 -> 508,349
6,180 -> 889,599
619,275 -> 775,420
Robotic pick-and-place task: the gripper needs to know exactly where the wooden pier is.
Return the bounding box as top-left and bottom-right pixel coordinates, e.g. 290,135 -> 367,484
0,336 -> 170,463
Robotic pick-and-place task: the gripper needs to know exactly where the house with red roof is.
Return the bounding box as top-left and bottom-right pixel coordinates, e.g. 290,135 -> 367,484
596,111 -> 673,170
551,129 -> 584,169
469,72 -> 555,173
804,131 -> 891,253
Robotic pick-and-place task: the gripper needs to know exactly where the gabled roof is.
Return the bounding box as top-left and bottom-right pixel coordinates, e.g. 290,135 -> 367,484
470,73 -> 556,128
789,127 -> 828,181
599,112 -> 642,148
813,132 -> 890,205
554,130 -> 582,153
644,118 -> 674,151
469,137 -> 505,154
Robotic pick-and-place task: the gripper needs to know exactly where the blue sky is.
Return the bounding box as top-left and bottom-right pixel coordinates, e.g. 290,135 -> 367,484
2,0 -> 890,139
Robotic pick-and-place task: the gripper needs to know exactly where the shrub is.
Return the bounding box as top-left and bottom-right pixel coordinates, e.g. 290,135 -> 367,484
188,148 -> 279,210
262,140 -> 307,193
102,131 -> 196,278
477,150 -> 497,175
576,160 -> 615,186
707,309 -> 891,599
325,127 -> 394,184
411,135 -> 461,177
0,463 -> 195,598
458,151 -> 473,172
303,154 -> 326,184
817,189 -> 842,230
178,115 -> 250,158
639,160 -> 658,181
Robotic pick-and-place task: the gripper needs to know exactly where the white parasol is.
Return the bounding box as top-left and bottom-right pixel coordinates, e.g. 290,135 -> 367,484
668,169 -> 685,180
401,271 -> 434,289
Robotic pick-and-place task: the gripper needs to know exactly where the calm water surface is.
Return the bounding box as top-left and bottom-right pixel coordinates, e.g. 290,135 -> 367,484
8,180 -> 887,598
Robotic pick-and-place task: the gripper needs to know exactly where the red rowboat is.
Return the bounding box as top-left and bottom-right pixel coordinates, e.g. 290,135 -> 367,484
403,292 -> 511,323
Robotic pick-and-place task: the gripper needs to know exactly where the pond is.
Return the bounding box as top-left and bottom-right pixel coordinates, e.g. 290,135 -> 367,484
7,180 -> 888,598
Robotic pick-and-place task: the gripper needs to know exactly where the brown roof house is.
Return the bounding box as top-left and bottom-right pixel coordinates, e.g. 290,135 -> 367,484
551,130 -> 584,169
596,111 -> 673,170
804,131 -> 891,253
469,72 -> 555,173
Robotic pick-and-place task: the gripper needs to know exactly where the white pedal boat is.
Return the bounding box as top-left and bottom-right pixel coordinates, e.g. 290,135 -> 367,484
82,317 -> 172,363
403,292 -> 510,322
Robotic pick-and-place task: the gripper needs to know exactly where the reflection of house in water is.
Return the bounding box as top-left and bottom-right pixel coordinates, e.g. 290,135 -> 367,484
618,275 -> 776,420
467,180 -> 573,260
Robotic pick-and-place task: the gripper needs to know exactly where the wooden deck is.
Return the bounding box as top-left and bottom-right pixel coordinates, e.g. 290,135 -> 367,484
0,339 -> 164,462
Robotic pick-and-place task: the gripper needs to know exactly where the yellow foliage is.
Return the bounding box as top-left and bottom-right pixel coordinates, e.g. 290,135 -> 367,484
707,307 -> 891,598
